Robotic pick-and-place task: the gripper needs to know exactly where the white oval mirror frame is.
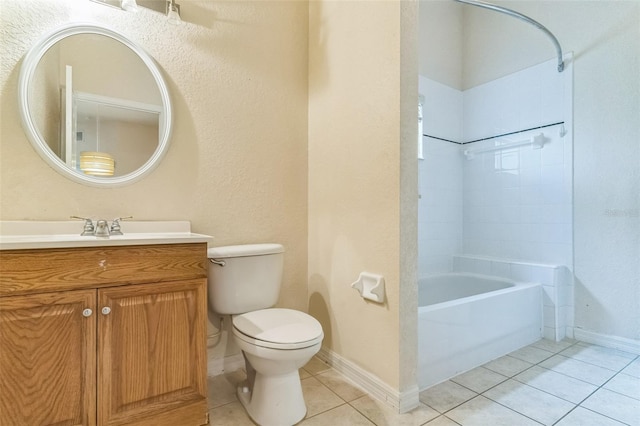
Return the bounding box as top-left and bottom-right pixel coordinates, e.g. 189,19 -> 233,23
18,23 -> 172,187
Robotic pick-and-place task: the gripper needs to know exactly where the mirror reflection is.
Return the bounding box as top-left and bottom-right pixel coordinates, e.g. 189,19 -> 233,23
29,33 -> 163,178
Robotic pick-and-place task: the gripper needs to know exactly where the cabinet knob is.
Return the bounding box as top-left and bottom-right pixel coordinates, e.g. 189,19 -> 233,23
101,307 -> 111,315
82,308 -> 93,317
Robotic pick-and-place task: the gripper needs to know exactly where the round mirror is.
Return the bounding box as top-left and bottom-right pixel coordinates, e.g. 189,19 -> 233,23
18,23 -> 172,187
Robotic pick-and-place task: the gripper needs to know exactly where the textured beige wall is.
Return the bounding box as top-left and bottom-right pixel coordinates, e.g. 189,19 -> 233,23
308,0 -> 418,392
2,0 -> 421,398
0,0 -> 309,339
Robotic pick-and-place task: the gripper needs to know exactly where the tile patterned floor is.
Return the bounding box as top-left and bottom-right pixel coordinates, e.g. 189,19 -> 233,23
208,339 -> 640,425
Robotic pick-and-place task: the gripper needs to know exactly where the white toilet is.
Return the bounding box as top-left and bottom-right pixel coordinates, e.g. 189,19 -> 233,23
207,243 -> 324,426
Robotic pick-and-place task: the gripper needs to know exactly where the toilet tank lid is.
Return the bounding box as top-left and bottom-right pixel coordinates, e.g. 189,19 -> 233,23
207,243 -> 284,259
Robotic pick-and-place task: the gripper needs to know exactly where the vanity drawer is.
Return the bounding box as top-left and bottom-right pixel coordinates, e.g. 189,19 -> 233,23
0,243 -> 207,297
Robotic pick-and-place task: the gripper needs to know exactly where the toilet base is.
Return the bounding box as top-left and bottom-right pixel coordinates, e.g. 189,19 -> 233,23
237,370 -> 307,426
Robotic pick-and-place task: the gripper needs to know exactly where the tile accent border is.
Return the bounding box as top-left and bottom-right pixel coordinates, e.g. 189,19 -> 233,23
316,346 -> 420,414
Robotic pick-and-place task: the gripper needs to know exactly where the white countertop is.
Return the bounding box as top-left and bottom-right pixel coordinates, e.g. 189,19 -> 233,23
0,221 -> 213,250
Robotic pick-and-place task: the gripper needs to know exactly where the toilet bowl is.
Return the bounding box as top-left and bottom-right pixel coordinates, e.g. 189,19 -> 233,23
232,308 -> 323,425
207,244 -> 324,426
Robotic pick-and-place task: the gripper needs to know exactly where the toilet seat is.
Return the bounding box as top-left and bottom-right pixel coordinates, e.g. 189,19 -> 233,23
232,308 -> 323,350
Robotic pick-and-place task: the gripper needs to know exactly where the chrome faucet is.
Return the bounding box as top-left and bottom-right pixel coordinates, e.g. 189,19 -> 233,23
94,220 -> 110,238
71,215 -> 132,237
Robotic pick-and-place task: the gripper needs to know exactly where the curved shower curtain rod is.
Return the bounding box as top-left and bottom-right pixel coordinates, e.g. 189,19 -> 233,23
453,0 -> 565,72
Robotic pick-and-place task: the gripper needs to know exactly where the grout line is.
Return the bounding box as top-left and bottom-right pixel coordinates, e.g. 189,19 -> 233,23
442,415 -> 464,426
421,414 -> 464,426
423,340 -> 607,425
554,352 -> 634,373
552,405 -> 581,425
477,351 -> 570,424
421,396 -> 474,417
479,395 -> 548,425
552,405 -> 631,426
301,401 -> 349,422
300,373 -> 361,421
475,340 -> 635,425
543,353 -> 622,377
450,394 -> 547,426
347,399 -> 382,425
594,369 -> 639,400
210,341 -> 637,426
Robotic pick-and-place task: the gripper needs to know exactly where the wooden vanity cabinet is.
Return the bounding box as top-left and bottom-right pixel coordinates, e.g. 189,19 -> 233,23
0,243 -> 209,426
98,279 -> 207,426
0,289 -> 97,426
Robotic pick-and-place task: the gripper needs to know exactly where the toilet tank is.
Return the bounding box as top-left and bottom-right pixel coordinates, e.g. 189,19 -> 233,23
207,244 -> 284,315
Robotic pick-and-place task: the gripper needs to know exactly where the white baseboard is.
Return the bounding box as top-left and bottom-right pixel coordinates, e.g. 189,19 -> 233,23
573,328 -> 640,355
316,347 -> 419,414
206,347 -> 421,413
207,353 -> 245,377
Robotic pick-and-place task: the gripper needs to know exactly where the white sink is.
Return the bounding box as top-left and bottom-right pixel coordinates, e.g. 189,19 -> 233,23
0,220 -> 213,250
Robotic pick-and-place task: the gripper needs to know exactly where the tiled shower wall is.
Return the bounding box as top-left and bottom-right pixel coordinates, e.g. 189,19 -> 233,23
418,78 -> 463,274
462,59 -> 572,267
418,58 -> 574,337
418,57 -> 572,277
462,125 -> 572,265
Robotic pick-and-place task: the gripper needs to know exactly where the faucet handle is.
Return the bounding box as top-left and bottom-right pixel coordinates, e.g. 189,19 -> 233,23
110,216 -> 133,235
70,216 -> 95,236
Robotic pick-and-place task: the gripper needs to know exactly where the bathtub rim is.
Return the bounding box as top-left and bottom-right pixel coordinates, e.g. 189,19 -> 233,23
418,272 -> 541,312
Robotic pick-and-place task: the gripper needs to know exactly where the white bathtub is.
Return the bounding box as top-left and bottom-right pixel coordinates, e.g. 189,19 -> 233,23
418,273 -> 542,390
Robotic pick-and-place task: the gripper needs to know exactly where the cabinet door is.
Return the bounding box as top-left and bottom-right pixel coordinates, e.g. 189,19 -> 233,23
98,279 -> 208,426
0,290 -> 97,426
